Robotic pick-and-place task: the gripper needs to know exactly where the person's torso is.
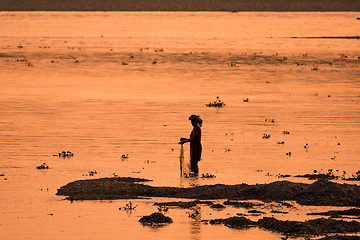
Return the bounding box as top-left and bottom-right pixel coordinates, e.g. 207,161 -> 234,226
190,125 -> 201,147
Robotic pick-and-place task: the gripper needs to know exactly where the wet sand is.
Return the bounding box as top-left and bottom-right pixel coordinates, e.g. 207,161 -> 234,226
0,0 -> 360,11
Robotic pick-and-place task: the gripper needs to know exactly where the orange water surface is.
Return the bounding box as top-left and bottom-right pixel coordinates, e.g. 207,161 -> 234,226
0,11 -> 360,240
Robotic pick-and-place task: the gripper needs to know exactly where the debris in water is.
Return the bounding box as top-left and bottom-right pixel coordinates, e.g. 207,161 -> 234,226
206,96 -> 226,107
262,134 -> 271,139
54,151 -> 74,158
201,173 -> 216,178
36,163 -> 49,169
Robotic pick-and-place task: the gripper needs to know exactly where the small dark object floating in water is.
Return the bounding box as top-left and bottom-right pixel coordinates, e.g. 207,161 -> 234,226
54,151 -> 74,158
262,133 -> 271,139
291,36 -> 360,39
206,96 -> 226,107
36,163 -> 49,169
201,173 -> 216,178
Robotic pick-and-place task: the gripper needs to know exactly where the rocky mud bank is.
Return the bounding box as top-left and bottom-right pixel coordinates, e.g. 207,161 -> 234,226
140,211 -> 360,238
205,216 -> 360,236
56,177 -> 360,207
56,177 -> 360,238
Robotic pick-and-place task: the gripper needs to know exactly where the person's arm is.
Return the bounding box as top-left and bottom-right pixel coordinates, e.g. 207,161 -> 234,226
179,131 -> 198,144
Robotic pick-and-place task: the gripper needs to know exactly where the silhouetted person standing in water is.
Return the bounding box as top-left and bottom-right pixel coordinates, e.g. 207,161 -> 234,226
179,115 -> 202,176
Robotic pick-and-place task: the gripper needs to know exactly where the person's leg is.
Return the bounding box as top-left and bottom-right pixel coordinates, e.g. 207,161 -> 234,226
190,145 -> 201,175
190,159 -> 199,174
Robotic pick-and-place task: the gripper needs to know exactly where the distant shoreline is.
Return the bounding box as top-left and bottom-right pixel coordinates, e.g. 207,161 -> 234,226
1,0 -> 359,11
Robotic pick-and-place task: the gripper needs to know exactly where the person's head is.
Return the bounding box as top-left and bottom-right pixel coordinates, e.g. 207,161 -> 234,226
189,115 -> 202,127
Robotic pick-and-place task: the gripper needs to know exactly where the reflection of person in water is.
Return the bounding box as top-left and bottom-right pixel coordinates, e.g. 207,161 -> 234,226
179,115 -> 202,175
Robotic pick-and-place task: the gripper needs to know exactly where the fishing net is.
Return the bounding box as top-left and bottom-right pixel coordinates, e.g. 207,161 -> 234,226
179,144 -> 189,177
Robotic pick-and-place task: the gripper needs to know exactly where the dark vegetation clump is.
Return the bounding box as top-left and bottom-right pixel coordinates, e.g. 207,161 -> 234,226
138,212 -> 173,227
278,169 -> 360,181
206,96 -> 226,107
201,173 -> 216,178
54,151 -> 74,158
345,170 -> 360,181
36,163 -> 49,169
295,169 -> 339,180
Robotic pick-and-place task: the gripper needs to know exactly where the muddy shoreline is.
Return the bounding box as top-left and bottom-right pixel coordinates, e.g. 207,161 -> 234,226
63,177 -> 360,238
56,177 -> 360,207
205,216 -> 360,237
139,211 -> 360,237
1,0 -> 359,11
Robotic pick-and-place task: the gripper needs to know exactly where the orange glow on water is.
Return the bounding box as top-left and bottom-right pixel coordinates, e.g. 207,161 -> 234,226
0,11 -> 359,239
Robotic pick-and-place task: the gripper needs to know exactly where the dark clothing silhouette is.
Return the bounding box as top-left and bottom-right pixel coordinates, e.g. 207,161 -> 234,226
179,115 -> 203,175
190,125 -> 201,174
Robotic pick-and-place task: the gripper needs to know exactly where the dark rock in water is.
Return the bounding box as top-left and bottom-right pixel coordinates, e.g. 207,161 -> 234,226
56,177 -> 360,207
154,200 -> 213,209
307,208 -> 360,217
240,180 -> 308,202
205,216 -> 360,236
296,179 -> 360,206
317,234 -> 360,240
257,217 -> 360,236
210,204 -> 225,209
193,200 -> 214,206
208,216 -> 256,229
276,201 -> 294,208
241,179 -> 360,207
270,210 -> 289,214
248,210 -> 266,214
154,201 -> 197,209
223,200 -> 263,209
223,217 -> 257,229
139,212 -> 173,227
56,177 -> 154,200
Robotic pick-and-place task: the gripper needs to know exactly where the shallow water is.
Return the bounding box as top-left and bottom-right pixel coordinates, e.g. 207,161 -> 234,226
0,11 -> 360,239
